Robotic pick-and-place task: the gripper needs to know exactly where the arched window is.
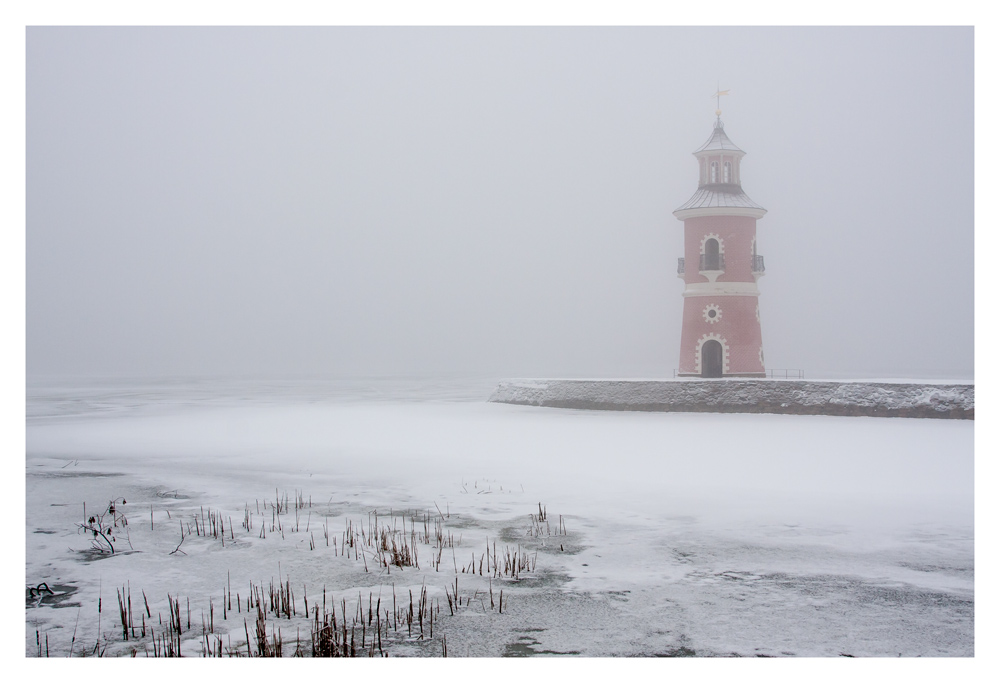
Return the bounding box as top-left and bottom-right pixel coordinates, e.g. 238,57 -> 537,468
723,161 -> 732,183
710,161 -> 718,183
702,238 -> 721,270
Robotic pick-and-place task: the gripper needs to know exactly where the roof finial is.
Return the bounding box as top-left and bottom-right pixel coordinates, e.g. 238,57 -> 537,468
712,83 -> 729,124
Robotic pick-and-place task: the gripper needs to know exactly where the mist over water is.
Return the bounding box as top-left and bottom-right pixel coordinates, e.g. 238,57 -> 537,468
26,27 -> 973,382
22,25 -> 977,659
26,374 -> 503,422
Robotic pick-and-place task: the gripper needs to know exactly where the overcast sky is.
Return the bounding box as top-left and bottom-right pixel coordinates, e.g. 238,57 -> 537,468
26,26 -> 973,380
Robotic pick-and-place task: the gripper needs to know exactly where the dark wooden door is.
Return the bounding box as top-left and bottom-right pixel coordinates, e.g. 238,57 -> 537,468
702,340 -> 723,378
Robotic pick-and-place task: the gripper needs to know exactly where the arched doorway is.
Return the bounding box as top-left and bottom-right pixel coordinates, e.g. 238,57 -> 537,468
701,339 -> 723,378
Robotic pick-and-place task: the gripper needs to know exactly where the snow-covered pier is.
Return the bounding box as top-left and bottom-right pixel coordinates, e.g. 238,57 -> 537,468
489,379 -> 974,419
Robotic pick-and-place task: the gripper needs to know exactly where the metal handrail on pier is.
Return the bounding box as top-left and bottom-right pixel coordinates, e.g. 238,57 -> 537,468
670,369 -> 805,379
766,369 -> 805,379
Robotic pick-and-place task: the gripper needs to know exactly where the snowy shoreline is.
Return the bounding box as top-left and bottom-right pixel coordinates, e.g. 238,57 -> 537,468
489,379 -> 974,419
26,381 -> 974,657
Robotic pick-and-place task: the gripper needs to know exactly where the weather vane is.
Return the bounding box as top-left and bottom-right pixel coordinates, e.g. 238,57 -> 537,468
711,83 -> 730,119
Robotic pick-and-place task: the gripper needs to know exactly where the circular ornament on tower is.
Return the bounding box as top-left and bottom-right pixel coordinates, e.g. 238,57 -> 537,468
703,304 -> 722,324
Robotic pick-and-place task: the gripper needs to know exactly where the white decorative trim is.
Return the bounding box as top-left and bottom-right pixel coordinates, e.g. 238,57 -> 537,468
695,333 -> 730,375
759,346 -> 765,369
755,302 -> 760,323
698,234 -> 725,283
693,149 -> 746,160
702,303 -> 722,324
683,282 -> 760,297
700,233 -> 724,255
674,206 -> 767,220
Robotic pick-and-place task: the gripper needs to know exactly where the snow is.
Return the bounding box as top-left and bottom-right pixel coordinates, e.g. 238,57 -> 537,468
490,378 -> 974,417
25,378 -> 973,657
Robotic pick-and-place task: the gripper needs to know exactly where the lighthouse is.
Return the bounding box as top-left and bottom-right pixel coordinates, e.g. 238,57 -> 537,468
674,106 -> 767,378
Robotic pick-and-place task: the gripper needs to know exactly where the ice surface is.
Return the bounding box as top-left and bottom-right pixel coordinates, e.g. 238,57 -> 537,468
25,378 -> 973,657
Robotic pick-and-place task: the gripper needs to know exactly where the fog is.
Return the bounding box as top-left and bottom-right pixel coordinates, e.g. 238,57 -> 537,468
26,27 -> 973,380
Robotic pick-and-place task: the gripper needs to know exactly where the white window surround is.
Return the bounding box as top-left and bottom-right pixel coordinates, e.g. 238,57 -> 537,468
699,233 -> 724,283
700,233 -> 724,255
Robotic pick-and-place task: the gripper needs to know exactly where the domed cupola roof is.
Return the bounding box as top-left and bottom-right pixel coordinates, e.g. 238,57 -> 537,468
693,121 -> 745,155
674,118 -> 766,220
674,185 -> 765,214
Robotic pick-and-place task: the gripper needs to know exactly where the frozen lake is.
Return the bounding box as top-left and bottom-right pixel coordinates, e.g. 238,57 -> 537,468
25,377 -> 974,657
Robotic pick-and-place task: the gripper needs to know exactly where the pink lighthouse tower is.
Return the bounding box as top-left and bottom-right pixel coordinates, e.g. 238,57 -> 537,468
674,100 -> 767,378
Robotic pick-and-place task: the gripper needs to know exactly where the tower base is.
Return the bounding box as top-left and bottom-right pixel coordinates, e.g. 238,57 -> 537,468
675,372 -> 766,378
